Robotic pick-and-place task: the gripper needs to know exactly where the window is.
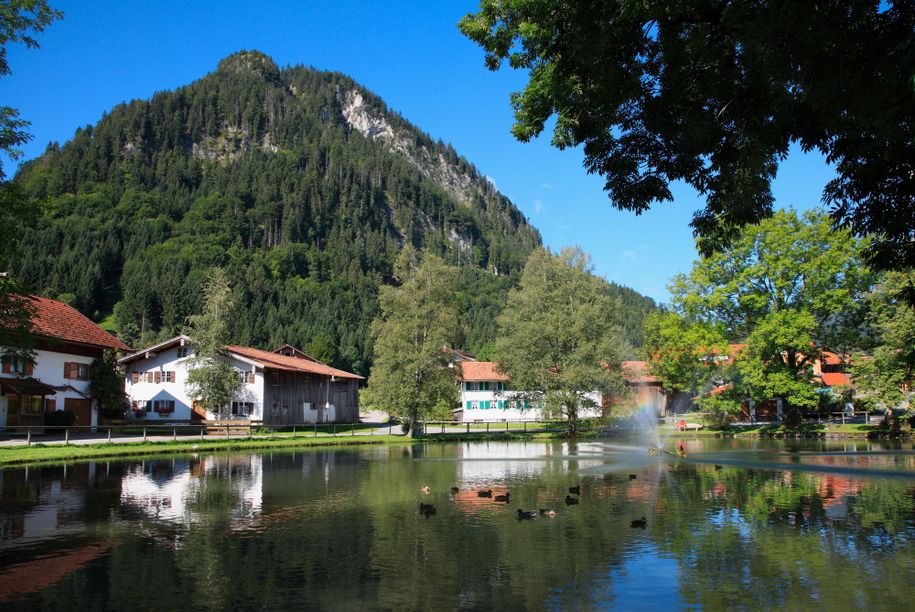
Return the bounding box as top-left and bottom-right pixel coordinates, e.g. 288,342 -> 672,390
465,382 -> 478,392
271,372 -> 280,386
64,362 -> 89,380
1,357 -> 33,375
231,402 -> 254,416
154,400 -> 175,414
480,382 -> 491,391
164,371 -> 175,383
237,370 -> 255,384
177,347 -> 188,358
20,395 -> 42,415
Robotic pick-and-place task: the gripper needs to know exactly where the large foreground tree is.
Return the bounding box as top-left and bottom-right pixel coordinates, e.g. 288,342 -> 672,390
670,209 -> 871,419
494,246 -> 628,435
459,1 -> 915,272
363,248 -> 460,434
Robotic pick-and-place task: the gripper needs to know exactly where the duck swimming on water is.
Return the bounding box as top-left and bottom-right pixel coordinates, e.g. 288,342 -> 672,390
630,516 -> 647,529
565,495 -> 580,506
477,489 -> 493,498
568,485 -> 581,495
419,503 -> 436,516
539,509 -> 556,518
494,492 -> 511,503
516,509 -> 537,520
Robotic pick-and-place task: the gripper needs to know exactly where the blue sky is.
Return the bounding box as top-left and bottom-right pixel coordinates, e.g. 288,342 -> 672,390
0,0 -> 836,303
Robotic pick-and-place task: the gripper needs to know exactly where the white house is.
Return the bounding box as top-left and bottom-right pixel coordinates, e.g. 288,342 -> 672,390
455,361 -> 603,422
119,337 -> 363,424
0,295 -> 131,429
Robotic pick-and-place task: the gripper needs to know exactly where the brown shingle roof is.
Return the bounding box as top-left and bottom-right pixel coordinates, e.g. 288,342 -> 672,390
457,361 -> 510,382
22,295 -> 129,351
226,345 -> 364,380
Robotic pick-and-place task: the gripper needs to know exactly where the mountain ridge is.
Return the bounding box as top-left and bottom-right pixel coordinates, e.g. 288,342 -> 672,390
13,50 -> 654,373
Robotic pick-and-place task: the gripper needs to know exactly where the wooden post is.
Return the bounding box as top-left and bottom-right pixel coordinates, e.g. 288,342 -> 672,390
173,427 -> 177,441
352,423 -> 355,436
524,421 -> 527,432
487,422 -> 490,433
27,428 -> 31,446
842,412 -> 845,425
200,425 -> 204,440
293,425 -> 296,436
441,422 -> 445,434
333,423 -> 336,436
466,423 -> 470,434
65,427 -> 69,444
107,427 -> 111,443
143,427 -> 147,442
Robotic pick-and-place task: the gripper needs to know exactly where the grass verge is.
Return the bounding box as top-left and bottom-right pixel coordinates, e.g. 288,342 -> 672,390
658,422 -> 899,437
0,435 -> 407,467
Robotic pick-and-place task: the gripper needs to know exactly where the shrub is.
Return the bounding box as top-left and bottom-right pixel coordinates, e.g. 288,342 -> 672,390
698,393 -> 742,429
44,409 -> 75,427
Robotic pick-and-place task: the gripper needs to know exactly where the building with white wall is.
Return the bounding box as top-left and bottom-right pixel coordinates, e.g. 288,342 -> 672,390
455,361 -> 602,422
0,295 -> 130,429
119,337 -> 363,423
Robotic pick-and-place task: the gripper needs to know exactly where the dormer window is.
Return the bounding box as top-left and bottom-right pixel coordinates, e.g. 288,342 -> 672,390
177,347 -> 189,358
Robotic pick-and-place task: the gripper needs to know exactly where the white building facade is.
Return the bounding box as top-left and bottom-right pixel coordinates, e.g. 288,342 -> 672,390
0,295 -> 130,430
456,361 -> 602,422
119,337 -> 362,423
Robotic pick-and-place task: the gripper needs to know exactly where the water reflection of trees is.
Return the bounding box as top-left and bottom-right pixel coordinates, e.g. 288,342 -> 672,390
1,443 -> 914,609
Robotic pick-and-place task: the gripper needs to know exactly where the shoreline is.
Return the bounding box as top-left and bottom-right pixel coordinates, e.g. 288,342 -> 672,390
1,426 -> 910,468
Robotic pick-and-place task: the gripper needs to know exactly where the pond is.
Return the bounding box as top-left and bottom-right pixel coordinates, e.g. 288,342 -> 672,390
1,438 -> 914,610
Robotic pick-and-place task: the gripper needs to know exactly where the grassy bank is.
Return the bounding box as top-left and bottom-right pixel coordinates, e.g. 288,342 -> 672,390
658,422 -> 904,438
0,435 -> 407,467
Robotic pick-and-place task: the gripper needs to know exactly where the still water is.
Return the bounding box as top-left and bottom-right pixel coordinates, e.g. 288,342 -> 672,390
1,438 -> 914,610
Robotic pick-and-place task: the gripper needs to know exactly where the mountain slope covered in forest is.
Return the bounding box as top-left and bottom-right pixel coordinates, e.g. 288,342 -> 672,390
14,50 -> 654,374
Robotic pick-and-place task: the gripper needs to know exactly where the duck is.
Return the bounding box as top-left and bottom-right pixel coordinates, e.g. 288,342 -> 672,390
539,508 -> 556,518
450,486 -> 460,494
477,489 -> 493,498
516,509 -> 537,520
714,464 -> 723,471
419,503 -> 436,516
630,516 -> 647,529
494,492 -> 511,503
420,486 -> 431,494
568,485 -> 581,495
565,495 -> 580,506
628,474 -> 637,481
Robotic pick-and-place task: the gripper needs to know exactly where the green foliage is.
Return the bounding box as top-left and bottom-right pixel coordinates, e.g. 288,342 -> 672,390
852,270 -> 915,410
11,51 -> 559,375
494,247 -> 629,435
363,248 -> 460,432
184,268 -> 241,418
697,388 -> 743,429
88,349 -> 127,419
459,1 -> 915,272
670,209 -> 870,415
642,310 -> 728,393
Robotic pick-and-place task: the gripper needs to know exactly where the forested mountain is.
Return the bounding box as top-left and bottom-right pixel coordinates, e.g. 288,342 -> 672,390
13,50 -> 654,374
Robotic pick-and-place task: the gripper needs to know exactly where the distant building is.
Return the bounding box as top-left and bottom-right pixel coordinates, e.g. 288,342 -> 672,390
454,360 -> 602,422
0,295 -> 130,429
620,361 -> 669,416
118,336 -> 363,424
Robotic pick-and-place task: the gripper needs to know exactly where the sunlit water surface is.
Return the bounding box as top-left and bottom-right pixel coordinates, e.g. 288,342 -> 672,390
2,438 -> 914,610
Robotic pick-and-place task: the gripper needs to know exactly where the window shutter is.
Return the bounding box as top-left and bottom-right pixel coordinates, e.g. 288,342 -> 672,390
24,361 -> 33,376
63,362 -> 71,378
154,371 -> 161,384
247,372 -> 255,384
146,372 -> 153,383
1,358 -> 9,374
131,372 -> 138,384
46,398 -> 56,412
70,363 -> 80,379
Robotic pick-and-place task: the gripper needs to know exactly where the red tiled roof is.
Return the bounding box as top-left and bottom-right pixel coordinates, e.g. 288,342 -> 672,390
821,352 -> 850,366
225,345 -> 363,380
621,360 -> 659,384
21,295 -> 129,351
821,372 -> 851,387
457,361 -> 509,382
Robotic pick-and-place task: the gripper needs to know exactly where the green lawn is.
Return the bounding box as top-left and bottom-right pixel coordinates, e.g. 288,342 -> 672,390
659,422 -> 886,437
0,435 -> 406,467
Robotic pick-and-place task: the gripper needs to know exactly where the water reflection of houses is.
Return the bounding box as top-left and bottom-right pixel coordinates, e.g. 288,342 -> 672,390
119,455 -> 263,526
